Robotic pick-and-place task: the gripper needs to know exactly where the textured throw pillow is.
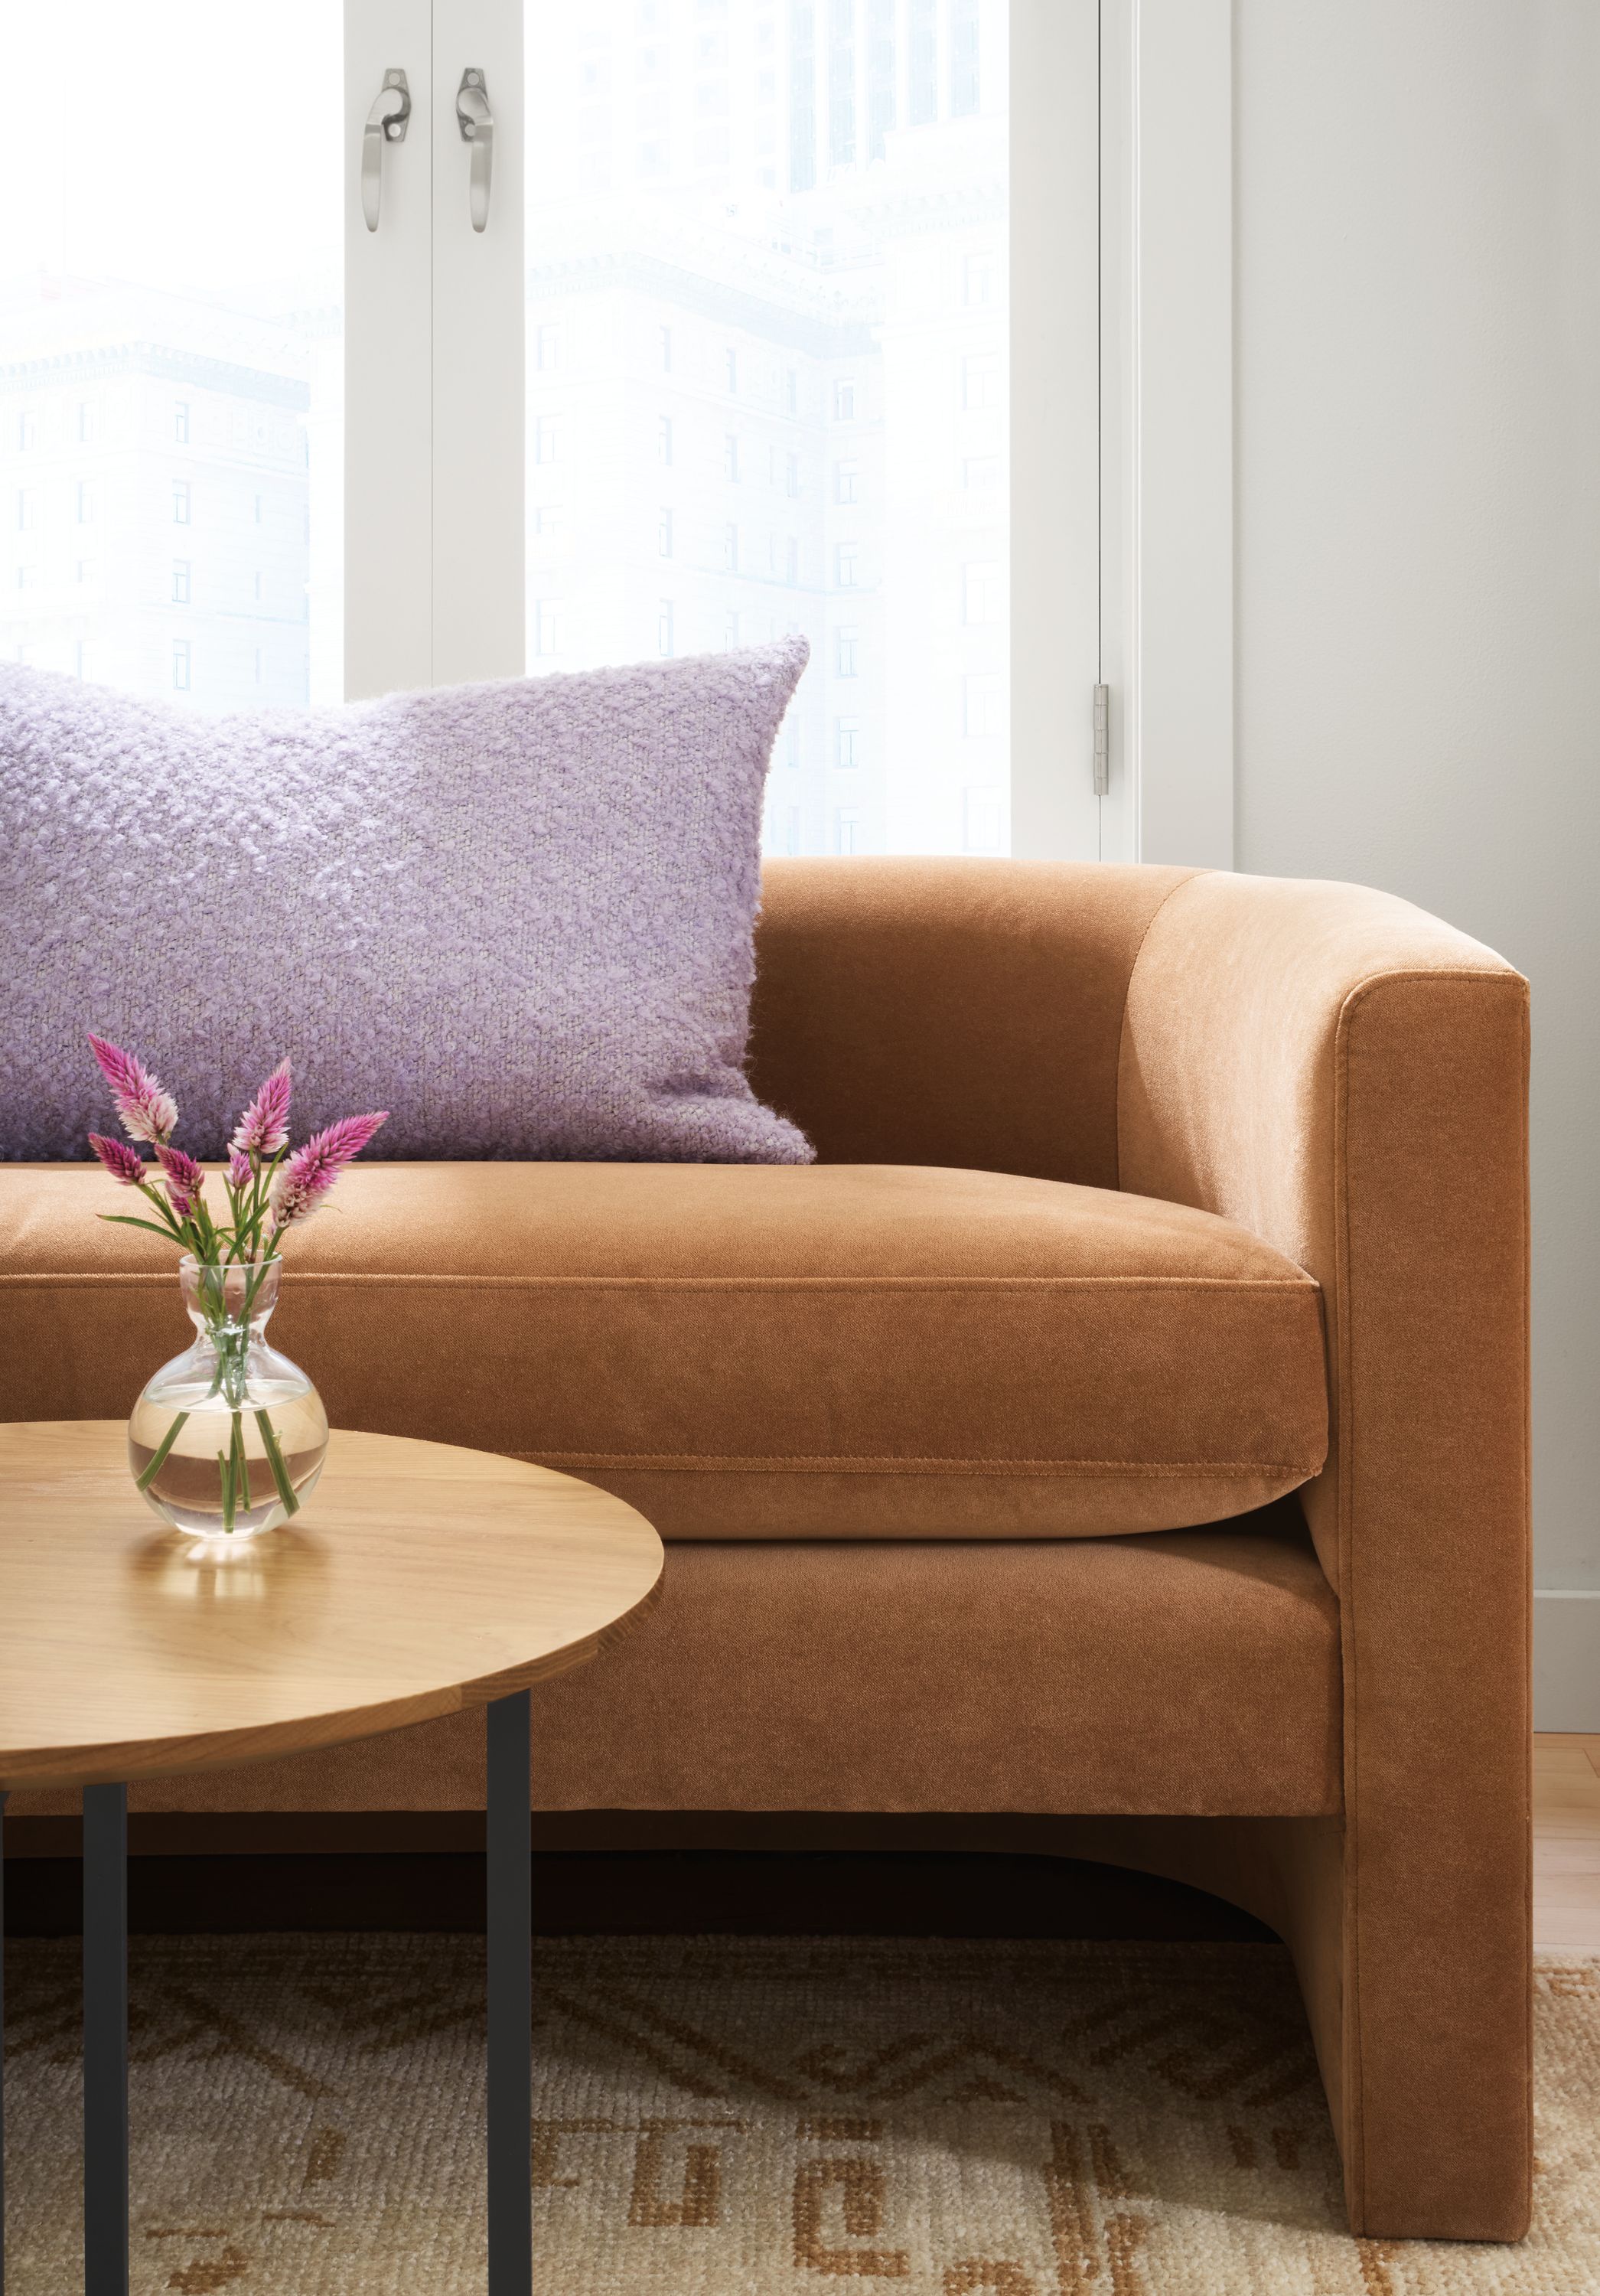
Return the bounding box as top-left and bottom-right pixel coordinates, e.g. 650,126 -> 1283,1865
0,643 -> 813,1163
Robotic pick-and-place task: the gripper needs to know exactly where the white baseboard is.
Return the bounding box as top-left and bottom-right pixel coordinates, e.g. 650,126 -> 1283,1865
1534,1592 -> 1600,1730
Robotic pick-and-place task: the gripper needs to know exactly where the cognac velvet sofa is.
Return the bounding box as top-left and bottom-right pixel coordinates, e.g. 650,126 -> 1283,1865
0,858 -> 1531,2242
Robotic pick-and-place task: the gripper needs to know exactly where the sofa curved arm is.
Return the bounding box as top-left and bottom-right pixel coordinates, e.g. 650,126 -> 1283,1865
1119,866 -> 1531,2237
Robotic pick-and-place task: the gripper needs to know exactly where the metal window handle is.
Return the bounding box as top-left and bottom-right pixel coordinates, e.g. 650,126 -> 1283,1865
457,70 -> 494,231
362,69 -> 411,232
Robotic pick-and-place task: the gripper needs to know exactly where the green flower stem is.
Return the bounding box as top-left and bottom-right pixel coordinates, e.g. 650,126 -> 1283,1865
136,1409 -> 189,1492
218,1445 -> 236,1534
255,1407 -> 301,1518
231,1409 -> 252,1514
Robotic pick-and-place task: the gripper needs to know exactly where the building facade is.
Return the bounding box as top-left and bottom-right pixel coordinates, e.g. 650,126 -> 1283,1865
0,280 -> 312,714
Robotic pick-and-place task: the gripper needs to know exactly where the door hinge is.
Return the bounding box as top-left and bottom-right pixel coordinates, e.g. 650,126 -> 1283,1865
1093,683 -> 1110,795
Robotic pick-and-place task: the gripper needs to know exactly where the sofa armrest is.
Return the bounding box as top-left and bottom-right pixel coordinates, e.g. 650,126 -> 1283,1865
1118,868 -> 1531,2236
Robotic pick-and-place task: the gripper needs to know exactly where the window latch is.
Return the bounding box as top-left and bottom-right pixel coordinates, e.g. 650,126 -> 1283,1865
361,70 -> 411,234
1093,683 -> 1110,795
456,70 -> 494,233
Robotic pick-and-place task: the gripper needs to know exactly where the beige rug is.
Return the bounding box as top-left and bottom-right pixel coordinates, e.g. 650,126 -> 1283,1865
3,1936 -> 1596,2293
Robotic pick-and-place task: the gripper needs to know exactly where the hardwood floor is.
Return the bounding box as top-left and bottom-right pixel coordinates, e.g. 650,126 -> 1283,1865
1535,1732 -> 1600,1952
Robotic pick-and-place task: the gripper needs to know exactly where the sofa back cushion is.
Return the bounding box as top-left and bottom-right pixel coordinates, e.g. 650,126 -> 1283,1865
0,646 -> 811,1164
751,857 -> 1197,1186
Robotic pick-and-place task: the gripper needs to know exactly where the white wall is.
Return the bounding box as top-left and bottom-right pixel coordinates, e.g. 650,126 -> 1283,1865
1233,2 -> 1600,1724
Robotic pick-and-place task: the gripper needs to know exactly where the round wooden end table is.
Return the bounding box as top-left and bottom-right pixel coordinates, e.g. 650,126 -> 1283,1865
0,1420 -> 663,2296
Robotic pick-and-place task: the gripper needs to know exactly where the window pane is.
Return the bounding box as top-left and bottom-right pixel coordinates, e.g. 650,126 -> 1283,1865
0,3 -> 341,710
526,0 -> 1011,854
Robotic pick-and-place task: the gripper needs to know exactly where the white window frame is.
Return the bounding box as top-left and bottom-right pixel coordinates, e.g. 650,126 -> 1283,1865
344,0 -> 525,699
341,0 -> 1231,867
1011,0 -> 1231,866
1097,0 -> 1233,869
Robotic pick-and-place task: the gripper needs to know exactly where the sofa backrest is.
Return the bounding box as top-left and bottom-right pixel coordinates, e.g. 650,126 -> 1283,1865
751,858 -> 1198,1184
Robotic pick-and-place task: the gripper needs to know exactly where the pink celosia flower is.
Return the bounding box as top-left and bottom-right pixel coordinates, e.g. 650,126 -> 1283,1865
230,1058 -> 292,1159
269,1111 -> 387,1229
227,1150 -> 253,1192
86,1032 -> 178,1146
155,1143 -> 206,1219
88,1132 -> 146,1186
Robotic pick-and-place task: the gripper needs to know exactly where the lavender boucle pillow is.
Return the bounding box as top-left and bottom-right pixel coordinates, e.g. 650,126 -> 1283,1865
0,643 -> 814,1164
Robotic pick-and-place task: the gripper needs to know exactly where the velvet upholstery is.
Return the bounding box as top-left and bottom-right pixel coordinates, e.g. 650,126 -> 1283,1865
0,1162 -> 1328,1541
11,1510 -> 1341,1818
0,858 -> 1531,2242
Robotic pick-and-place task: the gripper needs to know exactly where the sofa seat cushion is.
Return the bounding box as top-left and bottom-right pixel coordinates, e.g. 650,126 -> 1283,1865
1,1162 -> 1328,1541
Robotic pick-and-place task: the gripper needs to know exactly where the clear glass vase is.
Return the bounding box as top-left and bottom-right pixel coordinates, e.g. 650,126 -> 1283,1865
127,1256 -> 328,1538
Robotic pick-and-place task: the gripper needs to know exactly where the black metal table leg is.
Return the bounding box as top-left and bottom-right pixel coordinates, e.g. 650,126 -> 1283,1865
83,1785 -> 128,2296
487,1691 -> 532,2296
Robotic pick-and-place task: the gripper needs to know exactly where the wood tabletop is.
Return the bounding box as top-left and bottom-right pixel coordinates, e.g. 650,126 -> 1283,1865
0,1422 -> 663,1791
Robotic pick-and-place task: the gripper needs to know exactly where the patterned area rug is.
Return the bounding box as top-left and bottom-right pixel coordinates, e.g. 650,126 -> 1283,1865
3,1936 -> 1596,2294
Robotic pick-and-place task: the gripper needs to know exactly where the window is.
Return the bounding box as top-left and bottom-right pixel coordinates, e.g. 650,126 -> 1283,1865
15,491 -> 37,532
15,563 -> 37,590
836,717 -> 860,768
15,412 -> 34,451
171,560 -> 191,605
254,647 -> 263,683
963,670 -> 1002,736
172,482 -> 191,526
504,0 -> 1094,862
963,559 -> 1003,625
963,353 -> 1001,411
0,5 -> 333,714
658,507 -> 673,557
171,640 -> 191,691
835,807 -> 860,854
73,640 -> 86,680
253,569 -> 263,602
723,611 -> 740,649
784,804 -> 802,854
532,598 -> 565,657
0,7 -> 1108,840
963,787 -> 1005,853
950,0 -> 980,113
657,598 -> 675,657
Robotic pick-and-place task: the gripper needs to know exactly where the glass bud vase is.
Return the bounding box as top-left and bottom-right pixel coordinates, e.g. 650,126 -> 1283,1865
128,1256 -> 328,1538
